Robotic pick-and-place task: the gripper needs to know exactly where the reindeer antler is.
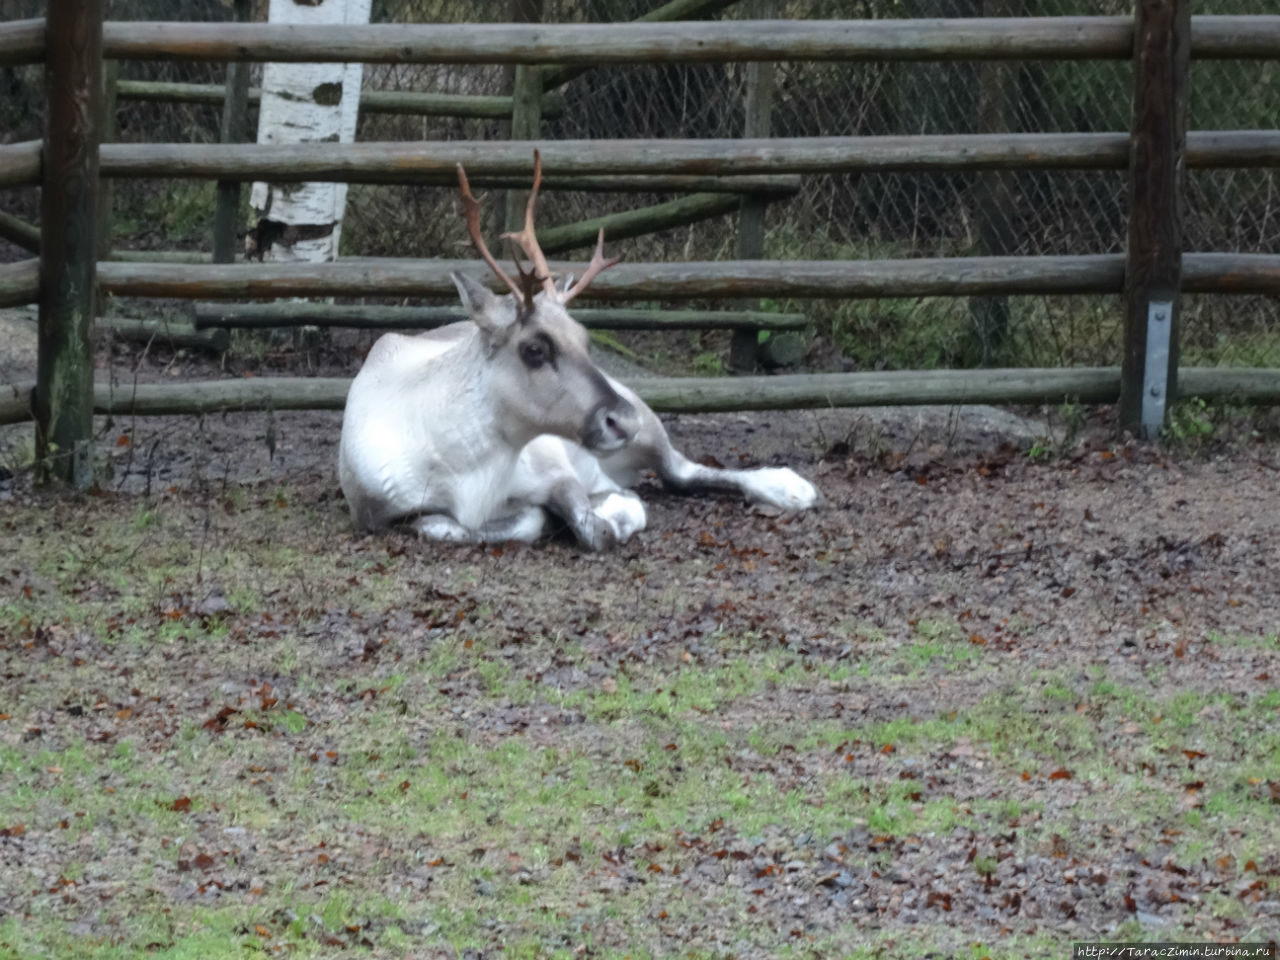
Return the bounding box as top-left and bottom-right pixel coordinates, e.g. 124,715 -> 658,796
457,162 -> 524,302
562,228 -> 622,305
459,150 -> 620,307
500,149 -> 559,302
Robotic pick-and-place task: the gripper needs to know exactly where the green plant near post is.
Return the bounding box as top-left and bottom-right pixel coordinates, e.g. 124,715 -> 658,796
1162,397 -> 1215,448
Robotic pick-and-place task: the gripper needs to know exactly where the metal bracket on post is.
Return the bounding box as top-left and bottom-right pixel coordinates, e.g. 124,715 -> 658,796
1140,300 -> 1172,438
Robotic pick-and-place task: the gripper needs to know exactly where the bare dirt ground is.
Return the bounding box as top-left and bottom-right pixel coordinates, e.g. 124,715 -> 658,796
1,319 -> 1278,958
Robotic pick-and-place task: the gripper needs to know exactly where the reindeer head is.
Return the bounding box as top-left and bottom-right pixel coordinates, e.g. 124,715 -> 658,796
453,151 -> 638,453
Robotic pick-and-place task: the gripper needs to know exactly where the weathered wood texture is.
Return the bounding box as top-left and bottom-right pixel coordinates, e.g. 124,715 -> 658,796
98,318 -> 229,353
90,18 -> 1280,65
8,366 -> 1280,427
114,79 -> 568,119
191,301 -> 808,331
1120,0 -> 1189,432
1182,253 -> 1280,293
0,18 -> 43,66
10,15 -> 1278,69
503,0 -> 544,236
37,0 -> 103,488
538,193 -> 742,253
0,384 -> 35,426
99,255 -> 1125,301
1,219 -> 211,262
538,0 -> 742,92
0,210 -> 41,253
213,0 -> 252,264
96,254 -> 1280,303
424,173 -> 800,194
0,259 -> 40,307
93,132 -> 1278,184
110,249 -> 210,263
731,0 -> 776,373
94,60 -> 118,270
967,0 -> 1020,366
0,141 -> 42,188
1190,15 -> 1280,57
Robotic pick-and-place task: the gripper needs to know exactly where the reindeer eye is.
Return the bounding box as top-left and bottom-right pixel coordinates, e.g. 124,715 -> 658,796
519,338 -> 551,370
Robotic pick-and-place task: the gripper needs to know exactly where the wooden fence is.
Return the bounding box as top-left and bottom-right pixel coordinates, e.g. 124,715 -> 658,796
3,2 -> 1280,486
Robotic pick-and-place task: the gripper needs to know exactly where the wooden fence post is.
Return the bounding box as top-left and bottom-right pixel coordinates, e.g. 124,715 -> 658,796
967,0 -> 1019,365
730,0 -> 775,373
214,0 -> 253,263
504,0 -> 544,236
1120,0 -> 1190,436
95,59 -> 118,274
37,0 -> 104,489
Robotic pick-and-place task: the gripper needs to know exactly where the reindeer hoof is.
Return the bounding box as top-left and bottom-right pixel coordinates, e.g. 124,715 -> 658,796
747,468 -> 821,511
595,492 -> 647,543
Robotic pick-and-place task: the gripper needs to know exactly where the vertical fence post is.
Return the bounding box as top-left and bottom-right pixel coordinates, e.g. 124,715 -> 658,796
504,0 -> 544,236
967,0 -> 1019,366
730,0 -> 775,373
95,59 -> 118,274
214,0 -> 253,264
37,0 -> 104,489
1120,0 -> 1190,436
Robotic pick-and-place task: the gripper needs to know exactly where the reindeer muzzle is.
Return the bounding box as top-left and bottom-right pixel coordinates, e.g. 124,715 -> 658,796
582,396 -> 639,453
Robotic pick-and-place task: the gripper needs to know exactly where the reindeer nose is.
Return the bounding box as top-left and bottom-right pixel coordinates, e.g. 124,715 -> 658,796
585,398 -> 637,452
602,410 -> 629,442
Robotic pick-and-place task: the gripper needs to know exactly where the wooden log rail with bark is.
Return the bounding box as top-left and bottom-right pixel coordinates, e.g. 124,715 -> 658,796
191,302 -> 809,332
115,80 -> 570,120
8,367 -> 1280,427
4,16 -> 1280,68
86,132 -> 1280,184
92,254 -> 1280,302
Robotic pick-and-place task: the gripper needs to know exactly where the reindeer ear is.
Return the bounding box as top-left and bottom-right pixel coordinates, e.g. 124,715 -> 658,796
451,271 -> 517,342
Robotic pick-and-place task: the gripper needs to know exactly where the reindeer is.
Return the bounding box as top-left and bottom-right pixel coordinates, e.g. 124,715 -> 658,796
338,152 -> 819,550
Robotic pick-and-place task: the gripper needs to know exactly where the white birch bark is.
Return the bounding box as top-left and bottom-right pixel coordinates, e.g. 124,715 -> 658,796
250,0 -> 372,263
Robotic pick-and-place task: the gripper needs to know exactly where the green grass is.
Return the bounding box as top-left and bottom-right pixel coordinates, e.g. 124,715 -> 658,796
3,487 -> 1278,956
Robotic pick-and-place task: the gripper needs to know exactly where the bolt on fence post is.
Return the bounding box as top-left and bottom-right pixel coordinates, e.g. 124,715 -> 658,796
730,0 -> 776,374
36,0 -> 104,489
1120,0 -> 1189,438
214,0 -> 253,264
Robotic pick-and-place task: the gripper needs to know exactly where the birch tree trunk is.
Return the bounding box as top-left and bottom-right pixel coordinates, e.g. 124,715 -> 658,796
249,0 -> 372,264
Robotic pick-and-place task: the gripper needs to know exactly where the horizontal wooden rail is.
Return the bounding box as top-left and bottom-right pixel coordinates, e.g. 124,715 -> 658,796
538,0 -> 741,91
191,302 -> 809,331
0,18 -> 43,66
539,193 -> 743,253
0,259 -> 40,308
7,366 -> 1280,426
8,16 -> 1280,69
97,18 -> 1134,64
1181,253 -> 1280,294
94,253 -> 1280,302
0,140 -> 42,189
99,318 -> 229,353
80,17 -> 1280,65
0,209 -> 41,253
115,79 -> 568,120
435,173 -> 802,195
94,132 -> 1279,183
109,249 -> 211,263
98,255 -> 1123,300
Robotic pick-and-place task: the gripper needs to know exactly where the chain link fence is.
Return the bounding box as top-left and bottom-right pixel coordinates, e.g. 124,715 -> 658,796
1,0 -> 1276,375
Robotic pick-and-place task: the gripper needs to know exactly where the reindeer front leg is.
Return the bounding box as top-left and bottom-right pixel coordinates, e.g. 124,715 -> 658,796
541,480 -> 645,551
513,437 -> 646,551
410,506 -> 548,545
